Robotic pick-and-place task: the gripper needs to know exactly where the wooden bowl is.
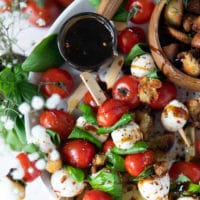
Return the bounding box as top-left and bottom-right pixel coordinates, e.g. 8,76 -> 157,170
148,0 -> 200,92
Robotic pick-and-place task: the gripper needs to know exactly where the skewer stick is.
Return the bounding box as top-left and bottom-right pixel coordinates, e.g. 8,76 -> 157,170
178,128 -> 191,147
80,72 -> 107,106
66,83 -> 88,113
105,55 -> 124,89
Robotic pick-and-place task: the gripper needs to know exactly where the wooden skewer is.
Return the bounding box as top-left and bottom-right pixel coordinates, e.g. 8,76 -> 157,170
105,55 -> 124,89
178,128 -> 191,147
66,82 -> 88,113
80,72 -> 107,106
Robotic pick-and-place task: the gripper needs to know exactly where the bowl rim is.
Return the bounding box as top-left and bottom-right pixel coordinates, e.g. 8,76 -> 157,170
148,0 -> 200,92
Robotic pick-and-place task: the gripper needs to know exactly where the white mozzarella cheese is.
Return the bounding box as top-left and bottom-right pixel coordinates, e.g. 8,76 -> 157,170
111,121 -> 143,150
138,173 -> 170,200
161,100 -> 189,132
131,54 -> 156,77
51,169 -> 85,198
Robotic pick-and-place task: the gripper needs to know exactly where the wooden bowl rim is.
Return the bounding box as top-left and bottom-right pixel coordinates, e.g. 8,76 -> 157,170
148,0 -> 200,92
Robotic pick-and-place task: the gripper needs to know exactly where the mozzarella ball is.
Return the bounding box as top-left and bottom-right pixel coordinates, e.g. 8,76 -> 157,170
138,173 -> 170,200
130,54 -> 156,77
111,121 -> 143,150
161,100 -> 189,132
51,169 -> 85,198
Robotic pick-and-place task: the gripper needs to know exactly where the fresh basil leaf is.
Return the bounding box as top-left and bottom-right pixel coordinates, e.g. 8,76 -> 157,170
98,113 -> 134,134
147,69 -> 165,79
88,0 -> 101,9
133,166 -> 154,181
13,64 -> 28,82
69,127 -> 102,149
125,43 -> 148,66
111,141 -> 149,155
14,116 -> 27,145
22,143 -> 40,153
187,183 -> 200,194
79,103 -> 97,125
89,168 -> 123,199
65,165 -> 85,183
46,129 -> 61,146
106,151 -> 125,172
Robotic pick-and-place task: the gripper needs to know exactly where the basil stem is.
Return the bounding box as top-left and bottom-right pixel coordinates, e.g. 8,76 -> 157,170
69,126 -> 102,149
98,113 -> 134,134
111,141 -> 149,155
79,103 -> 97,125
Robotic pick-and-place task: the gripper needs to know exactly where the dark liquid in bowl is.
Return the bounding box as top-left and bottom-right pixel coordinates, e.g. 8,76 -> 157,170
62,17 -> 114,70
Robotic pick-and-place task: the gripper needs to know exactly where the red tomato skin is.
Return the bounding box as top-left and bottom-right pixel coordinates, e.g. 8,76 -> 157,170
56,0 -> 73,7
23,0 -> 61,27
0,0 -> 11,12
61,139 -> 95,168
102,138 -> 115,153
97,99 -> 129,127
84,91 -> 99,112
149,81 -> 177,109
112,75 -> 140,109
117,27 -> 145,53
125,149 -> 155,177
125,0 -> 155,24
40,109 -> 75,140
169,161 -> 200,184
16,153 -> 41,182
40,68 -> 73,98
83,189 -> 113,200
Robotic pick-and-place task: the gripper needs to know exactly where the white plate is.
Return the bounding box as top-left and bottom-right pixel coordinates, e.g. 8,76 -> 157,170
25,0 -> 200,199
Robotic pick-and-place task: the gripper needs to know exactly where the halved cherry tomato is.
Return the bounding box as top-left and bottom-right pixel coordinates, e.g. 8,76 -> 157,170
84,91 -> 99,112
117,27 -> 145,54
61,139 -> 95,168
23,0 -> 61,27
125,0 -> 155,24
40,109 -> 75,140
56,0 -> 73,7
112,75 -> 140,109
97,99 -> 129,127
16,153 -> 41,182
102,138 -> 115,153
40,68 -> 73,98
149,81 -> 177,110
0,0 -> 11,12
169,161 -> 200,184
83,189 -> 113,200
125,149 -> 155,177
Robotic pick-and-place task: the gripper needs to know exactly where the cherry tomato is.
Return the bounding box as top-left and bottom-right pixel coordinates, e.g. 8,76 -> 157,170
56,0 -> 73,7
97,99 -> 129,127
40,109 -> 75,140
61,139 -> 95,168
40,68 -> 73,98
125,149 -> 155,177
169,161 -> 200,184
125,0 -> 155,24
83,189 -> 113,200
16,153 -> 41,182
102,138 -> 115,153
84,91 -> 99,112
112,75 -> 140,109
117,27 -> 145,54
0,0 -> 11,12
149,81 -> 177,109
23,0 -> 61,27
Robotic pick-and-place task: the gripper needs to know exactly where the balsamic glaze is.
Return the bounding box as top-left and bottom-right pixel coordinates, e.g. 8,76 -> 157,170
61,16 -> 114,70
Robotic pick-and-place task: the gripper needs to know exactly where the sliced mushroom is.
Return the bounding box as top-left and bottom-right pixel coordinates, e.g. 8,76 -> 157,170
192,16 -> 200,32
163,43 -> 179,61
166,27 -> 192,45
192,33 -> 200,49
182,14 -> 195,32
186,0 -> 200,15
177,51 -> 200,77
